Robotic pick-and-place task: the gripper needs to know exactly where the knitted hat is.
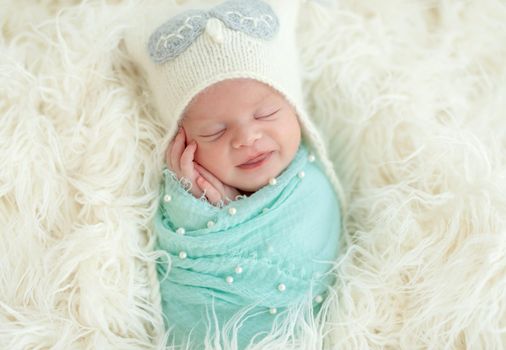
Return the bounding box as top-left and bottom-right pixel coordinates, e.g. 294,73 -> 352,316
124,0 -> 346,209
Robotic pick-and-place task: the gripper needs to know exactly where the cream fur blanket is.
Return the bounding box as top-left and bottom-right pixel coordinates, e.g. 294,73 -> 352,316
1,0 -> 505,349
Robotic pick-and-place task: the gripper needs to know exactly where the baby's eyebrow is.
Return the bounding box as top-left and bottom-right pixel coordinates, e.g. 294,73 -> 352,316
184,111 -> 217,122
192,119 -> 221,127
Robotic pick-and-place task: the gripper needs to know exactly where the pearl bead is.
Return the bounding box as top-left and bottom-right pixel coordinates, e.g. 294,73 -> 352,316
163,194 -> 172,203
234,265 -> 243,274
228,207 -> 237,216
298,171 -> 305,179
266,244 -> 273,253
277,283 -> 286,292
269,178 -> 277,186
176,227 -> 185,235
178,251 -> 187,259
262,207 -> 269,214
315,295 -> 323,303
269,307 -> 277,315
226,276 -> 234,284
207,220 -> 215,228
308,154 -> 315,162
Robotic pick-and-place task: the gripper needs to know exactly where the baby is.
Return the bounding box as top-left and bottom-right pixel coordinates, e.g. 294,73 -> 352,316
125,0 -> 345,348
167,78 -> 301,206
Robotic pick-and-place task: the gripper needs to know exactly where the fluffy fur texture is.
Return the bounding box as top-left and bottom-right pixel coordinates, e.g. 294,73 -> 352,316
1,0 -> 505,349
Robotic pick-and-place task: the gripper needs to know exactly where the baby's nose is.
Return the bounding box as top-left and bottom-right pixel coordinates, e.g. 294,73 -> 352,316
232,128 -> 262,149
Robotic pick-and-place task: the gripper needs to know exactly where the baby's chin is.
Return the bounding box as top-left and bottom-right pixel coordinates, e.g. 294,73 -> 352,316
232,169 -> 284,194
235,179 -> 271,194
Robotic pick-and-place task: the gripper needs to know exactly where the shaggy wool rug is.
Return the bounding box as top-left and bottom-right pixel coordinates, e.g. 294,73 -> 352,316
1,0 -> 505,349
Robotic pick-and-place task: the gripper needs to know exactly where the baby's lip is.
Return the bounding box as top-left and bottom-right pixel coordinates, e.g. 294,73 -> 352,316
238,151 -> 272,167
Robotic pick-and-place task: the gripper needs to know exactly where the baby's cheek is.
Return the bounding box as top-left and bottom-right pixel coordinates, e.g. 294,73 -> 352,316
195,147 -> 223,173
193,145 -> 211,167
193,146 -> 203,163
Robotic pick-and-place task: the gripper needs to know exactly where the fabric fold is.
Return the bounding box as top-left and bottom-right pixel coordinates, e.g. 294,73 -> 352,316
154,143 -> 341,348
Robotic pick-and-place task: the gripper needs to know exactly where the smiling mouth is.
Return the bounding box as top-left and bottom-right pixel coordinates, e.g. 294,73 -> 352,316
237,152 -> 273,170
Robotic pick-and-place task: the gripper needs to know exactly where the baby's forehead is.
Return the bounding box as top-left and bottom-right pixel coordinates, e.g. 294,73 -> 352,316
183,82 -> 284,122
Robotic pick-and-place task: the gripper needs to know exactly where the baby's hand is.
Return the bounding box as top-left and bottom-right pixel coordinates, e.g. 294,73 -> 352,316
194,163 -> 241,206
166,128 -> 240,206
166,128 -> 202,199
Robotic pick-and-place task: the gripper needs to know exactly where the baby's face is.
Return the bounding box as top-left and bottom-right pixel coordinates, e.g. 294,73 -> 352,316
182,78 -> 301,193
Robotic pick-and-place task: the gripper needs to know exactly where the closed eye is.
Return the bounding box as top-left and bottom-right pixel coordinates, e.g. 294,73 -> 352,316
199,129 -> 225,139
255,109 -> 280,119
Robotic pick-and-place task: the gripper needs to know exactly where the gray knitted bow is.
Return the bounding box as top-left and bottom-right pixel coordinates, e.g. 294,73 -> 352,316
148,0 -> 279,64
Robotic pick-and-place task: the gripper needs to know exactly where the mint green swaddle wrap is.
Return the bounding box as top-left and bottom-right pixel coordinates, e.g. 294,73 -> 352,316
154,144 -> 341,348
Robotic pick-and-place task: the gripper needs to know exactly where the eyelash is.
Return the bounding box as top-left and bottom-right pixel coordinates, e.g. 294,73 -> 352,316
255,109 -> 280,119
201,129 -> 225,139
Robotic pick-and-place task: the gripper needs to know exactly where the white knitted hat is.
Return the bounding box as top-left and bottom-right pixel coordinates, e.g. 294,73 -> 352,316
124,0 -> 346,209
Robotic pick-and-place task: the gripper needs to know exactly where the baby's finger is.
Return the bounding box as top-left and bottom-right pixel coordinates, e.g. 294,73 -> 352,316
180,142 -> 197,179
194,163 -> 224,193
166,138 -> 175,168
197,176 -> 222,204
170,129 -> 185,172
